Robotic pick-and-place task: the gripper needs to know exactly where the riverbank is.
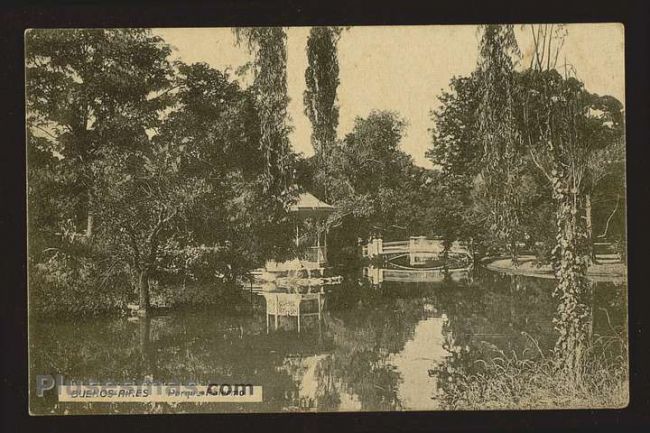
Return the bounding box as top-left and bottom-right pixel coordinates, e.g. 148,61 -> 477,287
29,278 -> 249,317
438,340 -> 629,410
483,255 -> 627,283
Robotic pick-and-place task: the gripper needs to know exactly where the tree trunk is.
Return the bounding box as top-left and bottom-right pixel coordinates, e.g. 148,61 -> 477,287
510,238 -> 519,266
139,313 -> 152,369
86,187 -> 93,238
138,269 -> 150,313
585,193 -> 594,263
442,238 -> 450,262
551,173 -> 590,381
86,213 -> 94,239
469,237 -> 477,266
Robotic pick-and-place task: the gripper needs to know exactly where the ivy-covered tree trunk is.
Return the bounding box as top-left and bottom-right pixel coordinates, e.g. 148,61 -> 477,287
585,193 -> 594,262
550,168 -> 591,379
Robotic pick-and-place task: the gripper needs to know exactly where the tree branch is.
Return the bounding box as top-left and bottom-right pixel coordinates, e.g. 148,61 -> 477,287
598,195 -> 620,238
528,144 -> 552,183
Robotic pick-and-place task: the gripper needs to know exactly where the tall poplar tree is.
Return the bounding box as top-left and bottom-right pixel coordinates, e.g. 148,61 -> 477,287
303,26 -> 343,200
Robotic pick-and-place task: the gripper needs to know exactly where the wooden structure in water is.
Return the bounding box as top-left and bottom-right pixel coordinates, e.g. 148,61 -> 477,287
262,292 -> 324,334
254,192 -> 339,288
289,192 -> 335,266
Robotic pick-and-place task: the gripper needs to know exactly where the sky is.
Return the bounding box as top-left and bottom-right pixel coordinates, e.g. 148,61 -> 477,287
154,24 -> 625,168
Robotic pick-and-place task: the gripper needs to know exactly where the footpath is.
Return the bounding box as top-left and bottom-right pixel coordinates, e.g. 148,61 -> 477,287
484,255 -> 627,283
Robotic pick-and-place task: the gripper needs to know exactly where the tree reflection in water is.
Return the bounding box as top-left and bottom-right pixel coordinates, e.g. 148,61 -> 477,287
429,269 -> 627,408
29,268 -> 626,413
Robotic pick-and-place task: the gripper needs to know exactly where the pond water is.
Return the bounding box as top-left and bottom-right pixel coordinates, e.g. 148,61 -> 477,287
30,267 -> 627,414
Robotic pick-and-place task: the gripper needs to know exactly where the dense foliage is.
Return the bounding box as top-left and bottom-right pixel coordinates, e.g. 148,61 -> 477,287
27,29 -> 298,314
26,26 -> 626,412
476,25 -> 527,259
428,25 -> 625,376
27,26 -> 625,364
234,27 -> 296,195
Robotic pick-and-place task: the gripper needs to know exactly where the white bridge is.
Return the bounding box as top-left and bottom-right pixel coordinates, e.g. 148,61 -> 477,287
362,236 -> 470,261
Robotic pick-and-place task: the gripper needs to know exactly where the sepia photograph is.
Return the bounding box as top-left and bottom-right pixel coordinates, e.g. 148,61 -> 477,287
26,24 -> 627,415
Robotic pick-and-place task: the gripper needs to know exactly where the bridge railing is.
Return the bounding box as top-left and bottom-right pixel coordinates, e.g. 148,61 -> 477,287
382,241 -> 409,253
362,237 -> 470,258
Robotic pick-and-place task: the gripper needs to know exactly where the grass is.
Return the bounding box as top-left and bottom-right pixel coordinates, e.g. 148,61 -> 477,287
439,334 -> 628,410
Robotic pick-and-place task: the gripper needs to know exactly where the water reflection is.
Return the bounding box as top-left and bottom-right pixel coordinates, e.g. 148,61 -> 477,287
30,267 -> 626,414
261,292 -> 323,334
389,315 -> 448,410
364,265 -> 472,286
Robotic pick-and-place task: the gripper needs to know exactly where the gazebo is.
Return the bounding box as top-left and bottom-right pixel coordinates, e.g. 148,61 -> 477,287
290,192 -> 335,266
253,191 -> 341,291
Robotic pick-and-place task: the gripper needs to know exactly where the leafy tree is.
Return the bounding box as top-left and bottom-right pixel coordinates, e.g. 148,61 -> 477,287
392,167 -> 468,255
429,40 -> 559,262
476,25 -> 527,260
27,130 -> 75,258
155,63 -> 295,272
94,61 -> 300,312
517,68 -> 624,375
234,27 -> 296,196
327,111 -> 412,241
583,101 -> 626,259
26,29 -> 176,314
27,29 -> 300,314
428,74 -> 485,254
26,29 -> 173,239
162,62 -> 265,179
428,26 -> 625,378
93,136 -> 211,311
428,73 -> 482,179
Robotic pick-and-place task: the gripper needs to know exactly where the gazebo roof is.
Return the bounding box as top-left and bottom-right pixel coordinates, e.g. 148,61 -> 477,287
290,192 -> 335,213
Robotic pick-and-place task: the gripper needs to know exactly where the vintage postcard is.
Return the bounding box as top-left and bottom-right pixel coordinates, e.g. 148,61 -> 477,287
27,24 -> 627,414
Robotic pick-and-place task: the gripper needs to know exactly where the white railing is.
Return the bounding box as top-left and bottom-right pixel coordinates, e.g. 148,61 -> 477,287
382,241 -> 409,252
363,237 -> 469,258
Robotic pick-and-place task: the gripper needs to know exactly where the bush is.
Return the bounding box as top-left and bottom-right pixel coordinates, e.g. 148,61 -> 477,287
29,250 -> 132,316
148,279 -> 245,310
433,335 -> 628,410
